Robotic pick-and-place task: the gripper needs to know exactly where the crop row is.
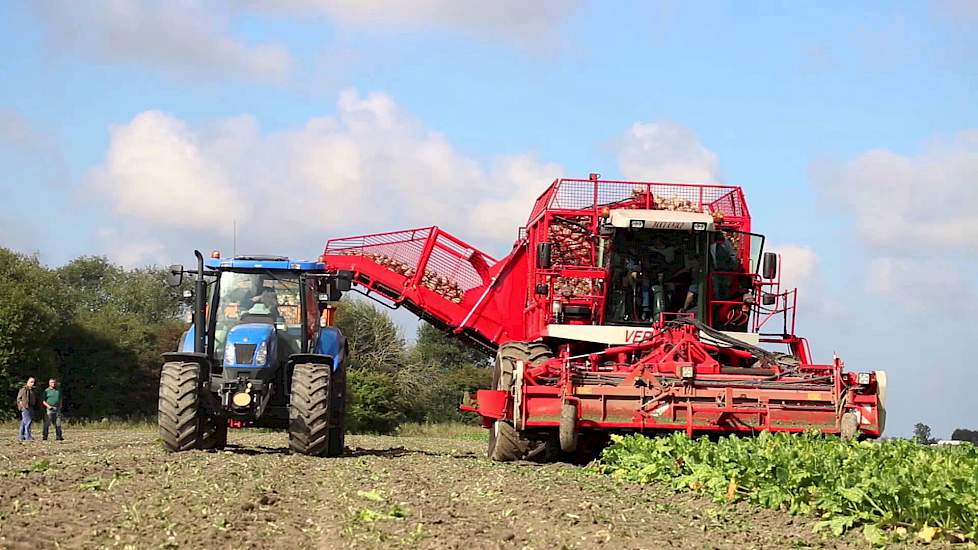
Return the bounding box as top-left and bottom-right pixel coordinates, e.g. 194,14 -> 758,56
594,432 -> 978,544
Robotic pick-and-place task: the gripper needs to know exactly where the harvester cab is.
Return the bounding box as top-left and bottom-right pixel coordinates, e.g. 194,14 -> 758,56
159,251 -> 353,456
599,208 -> 761,333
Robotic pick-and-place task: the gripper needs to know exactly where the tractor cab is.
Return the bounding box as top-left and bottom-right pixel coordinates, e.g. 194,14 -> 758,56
211,265 -> 310,375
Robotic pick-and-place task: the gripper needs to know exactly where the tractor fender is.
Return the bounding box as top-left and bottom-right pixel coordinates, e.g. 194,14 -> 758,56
311,326 -> 347,369
161,351 -> 213,372
287,354 -> 335,369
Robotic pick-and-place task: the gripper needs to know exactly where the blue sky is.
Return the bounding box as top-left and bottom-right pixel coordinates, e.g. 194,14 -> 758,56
1,1 -> 976,437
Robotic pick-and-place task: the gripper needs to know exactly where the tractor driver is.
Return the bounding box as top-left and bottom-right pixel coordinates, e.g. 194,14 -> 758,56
249,279 -> 281,321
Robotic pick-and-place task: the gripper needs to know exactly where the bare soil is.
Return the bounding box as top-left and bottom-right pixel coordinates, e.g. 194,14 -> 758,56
0,429 -> 877,549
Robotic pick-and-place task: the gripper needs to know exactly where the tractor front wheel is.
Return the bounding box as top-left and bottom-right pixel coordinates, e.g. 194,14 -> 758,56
289,363 -> 340,457
158,362 -> 204,452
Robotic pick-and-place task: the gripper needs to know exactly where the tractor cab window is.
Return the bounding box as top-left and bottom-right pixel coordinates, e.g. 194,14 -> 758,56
213,271 -> 301,357
605,230 -> 708,324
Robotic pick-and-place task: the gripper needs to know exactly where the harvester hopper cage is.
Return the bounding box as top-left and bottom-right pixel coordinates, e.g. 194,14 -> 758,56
527,178 -> 750,230
324,226 -> 497,305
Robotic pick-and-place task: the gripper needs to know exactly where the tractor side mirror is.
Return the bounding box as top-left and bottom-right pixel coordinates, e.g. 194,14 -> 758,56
319,287 -> 342,303
321,279 -> 343,302
762,252 -> 778,280
536,242 -> 553,269
335,270 -> 353,292
762,292 -> 777,306
165,265 -> 184,287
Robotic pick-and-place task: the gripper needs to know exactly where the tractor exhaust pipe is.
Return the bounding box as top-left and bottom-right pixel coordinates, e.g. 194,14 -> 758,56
193,250 -> 206,354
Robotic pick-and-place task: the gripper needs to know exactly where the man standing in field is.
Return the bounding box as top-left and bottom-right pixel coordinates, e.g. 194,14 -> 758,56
16,377 -> 37,441
42,378 -> 64,441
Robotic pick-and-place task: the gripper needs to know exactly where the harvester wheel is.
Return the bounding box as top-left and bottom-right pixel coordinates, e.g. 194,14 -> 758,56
200,416 -> 227,450
559,402 -> 578,453
489,420 -> 525,461
289,363 -> 336,457
840,412 -> 859,440
487,342 -> 553,462
158,362 -> 204,452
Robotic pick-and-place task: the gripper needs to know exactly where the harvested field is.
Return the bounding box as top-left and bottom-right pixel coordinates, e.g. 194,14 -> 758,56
0,428 -> 903,549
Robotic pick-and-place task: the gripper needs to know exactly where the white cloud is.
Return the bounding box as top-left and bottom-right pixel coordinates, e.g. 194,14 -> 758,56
94,227 -> 168,268
88,111 -> 250,235
86,89 -> 559,265
814,130 -> 978,315
33,0 -> 292,82
617,122 -> 720,183
768,245 -> 846,319
252,0 -> 580,48
866,257 -> 974,315
471,154 -> 563,243
816,130 -> 978,256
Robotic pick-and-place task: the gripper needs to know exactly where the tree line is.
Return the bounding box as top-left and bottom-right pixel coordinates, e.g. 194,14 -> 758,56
0,248 -> 489,431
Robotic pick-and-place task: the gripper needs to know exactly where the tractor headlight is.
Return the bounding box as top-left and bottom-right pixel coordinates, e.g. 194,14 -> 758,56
255,341 -> 268,366
680,365 -> 695,379
856,372 -> 871,385
224,343 -> 235,365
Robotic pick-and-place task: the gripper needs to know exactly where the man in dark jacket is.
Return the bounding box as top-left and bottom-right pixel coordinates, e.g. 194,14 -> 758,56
16,377 -> 37,441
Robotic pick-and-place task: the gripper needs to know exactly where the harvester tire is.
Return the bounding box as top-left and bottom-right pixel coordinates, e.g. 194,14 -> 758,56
289,363 -> 336,457
487,342 -> 553,462
200,416 -> 227,450
489,420 -> 525,461
840,412 -> 859,440
326,364 -> 347,457
158,362 -> 204,452
559,402 -> 578,453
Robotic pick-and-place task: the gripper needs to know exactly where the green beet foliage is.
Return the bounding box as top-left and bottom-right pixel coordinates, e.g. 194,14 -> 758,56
595,432 -> 978,543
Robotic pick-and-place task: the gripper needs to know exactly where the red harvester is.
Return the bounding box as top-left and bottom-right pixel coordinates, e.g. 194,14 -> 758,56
322,175 -> 886,461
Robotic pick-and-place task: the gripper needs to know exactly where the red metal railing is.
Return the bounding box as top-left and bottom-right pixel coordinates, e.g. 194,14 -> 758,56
528,178 -> 750,230
323,226 -> 523,349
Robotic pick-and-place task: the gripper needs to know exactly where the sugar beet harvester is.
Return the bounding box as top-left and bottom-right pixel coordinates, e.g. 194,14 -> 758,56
321,176 -> 886,461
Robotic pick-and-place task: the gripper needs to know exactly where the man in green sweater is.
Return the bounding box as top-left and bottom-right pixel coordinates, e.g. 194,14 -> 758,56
42,378 -> 64,441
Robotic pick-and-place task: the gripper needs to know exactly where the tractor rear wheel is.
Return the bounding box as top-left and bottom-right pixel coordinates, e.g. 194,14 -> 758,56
326,364 -> 347,456
487,341 -> 553,462
158,362 -> 204,452
289,363 -> 337,457
200,416 -> 227,450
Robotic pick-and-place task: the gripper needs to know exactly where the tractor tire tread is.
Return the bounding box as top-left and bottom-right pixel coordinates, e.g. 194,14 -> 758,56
289,363 -> 336,457
158,362 -> 203,452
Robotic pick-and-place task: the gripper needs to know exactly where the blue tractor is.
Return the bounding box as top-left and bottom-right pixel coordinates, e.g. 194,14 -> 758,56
160,251 -> 352,456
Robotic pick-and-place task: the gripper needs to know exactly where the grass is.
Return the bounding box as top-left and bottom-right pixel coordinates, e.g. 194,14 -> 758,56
1,416 -> 157,432
392,422 -> 488,441
3,418 -> 489,441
